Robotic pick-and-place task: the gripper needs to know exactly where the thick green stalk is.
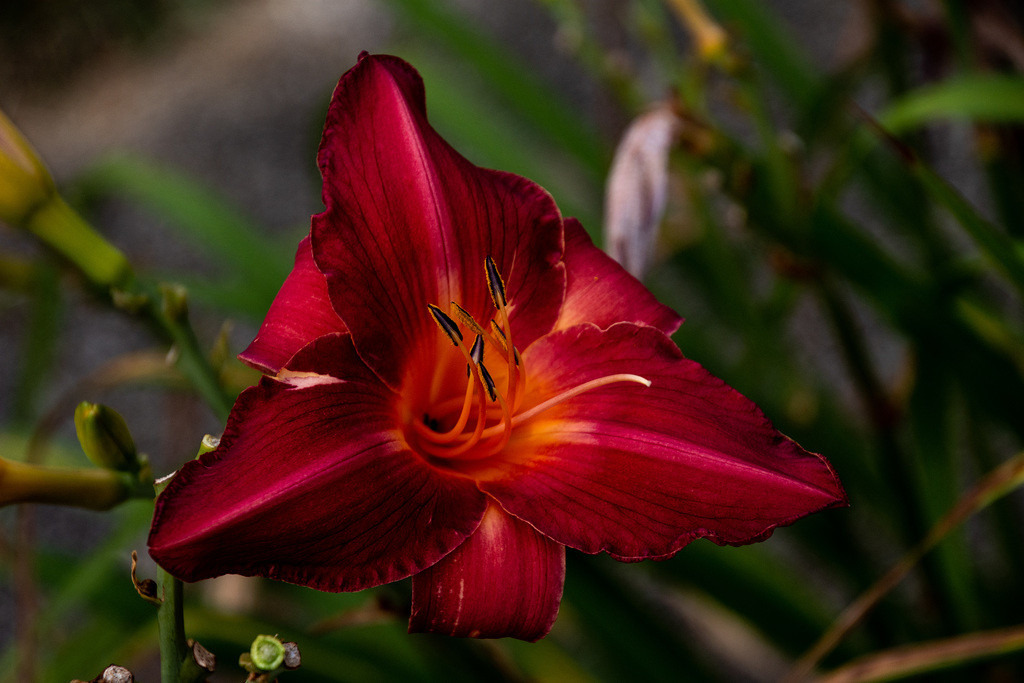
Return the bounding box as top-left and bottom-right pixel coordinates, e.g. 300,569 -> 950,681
157,566 -> 188,683
0,458 -> 136,510
23,195 -> 132,290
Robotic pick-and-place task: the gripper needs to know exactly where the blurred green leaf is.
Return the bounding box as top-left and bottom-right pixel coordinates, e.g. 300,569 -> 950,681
383,0 -> 609,181
562,555 -> 718,682
73,155 -> 292,317
881,75 -> 1024,133
0,502 -> 154,683
910,160 -> 1024,300
703,0 -> 821,107
403,49 -> 602,229
659,540 -> 840,657
11,263 -> 61,425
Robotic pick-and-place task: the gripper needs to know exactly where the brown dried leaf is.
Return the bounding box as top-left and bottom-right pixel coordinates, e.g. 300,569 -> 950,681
817,624 -> 1024,683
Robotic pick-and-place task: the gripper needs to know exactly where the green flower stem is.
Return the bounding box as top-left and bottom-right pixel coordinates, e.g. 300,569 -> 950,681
145,288 -> 234,421
153,477 -> 211,683
18,189 -> 233,421
157,564 -> 189,683
0,456 -> 143,510
23,194 -> 132,291
0,253 -> 35,292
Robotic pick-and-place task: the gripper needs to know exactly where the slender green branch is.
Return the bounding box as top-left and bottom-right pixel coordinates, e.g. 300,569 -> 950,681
141,283 -> 234,420
3,106 -> 234,422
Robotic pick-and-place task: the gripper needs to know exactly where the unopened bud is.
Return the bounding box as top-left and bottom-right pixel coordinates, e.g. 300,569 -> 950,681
0,107 -> 55,227
282,641 -> 301,669
665,0 -> 728,63
74,402 -> 139,473
190,640 -> 216,672
1,109 -> 132,290
197,434 -> 220,458
99,665 -> 134,683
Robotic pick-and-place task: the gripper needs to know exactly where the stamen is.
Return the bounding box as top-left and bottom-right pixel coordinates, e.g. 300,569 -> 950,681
478,362 -> 498,402
420,272 -> 646,464
463,378 -> 514,459
485,258 -> 520,415
417,383 -> 488,458
485,256 -> 507,308
428,304 -> 463,345
412,377 -> 475,443
415,309 -> 490,450
469,334 -> 485,366
489,320 -> 522,367
450,302 -> 486,336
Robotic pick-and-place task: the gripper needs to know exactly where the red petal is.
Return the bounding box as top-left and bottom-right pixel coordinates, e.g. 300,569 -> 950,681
313,53 -> 564,390
238,237 -> 345,374
556,218 -> 682,335
149,334 -> 487,591
475,323 -> 846,560
410,502 -> 565,641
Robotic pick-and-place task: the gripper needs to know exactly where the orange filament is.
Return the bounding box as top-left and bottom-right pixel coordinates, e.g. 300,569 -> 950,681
411,258 -> 649,462
412,377 -> 474,444
414,347 -> 488,458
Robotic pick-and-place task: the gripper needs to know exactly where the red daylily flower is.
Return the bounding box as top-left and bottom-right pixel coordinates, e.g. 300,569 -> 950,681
148,53 -> 847,641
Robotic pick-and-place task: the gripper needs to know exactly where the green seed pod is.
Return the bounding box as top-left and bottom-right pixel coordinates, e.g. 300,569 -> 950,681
250,634 -> 286,671
74,402 -> 138,473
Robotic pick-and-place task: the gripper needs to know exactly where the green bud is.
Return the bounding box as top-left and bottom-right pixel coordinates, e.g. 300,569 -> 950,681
250,634 -> 286,671
196,434 -> 220,458
0,107 -> 55,227
282,641 -> 301,669
159,283 -> 189,323
1,108 -> 132,290
111,288 -> 150,314
74,402 -> 138,473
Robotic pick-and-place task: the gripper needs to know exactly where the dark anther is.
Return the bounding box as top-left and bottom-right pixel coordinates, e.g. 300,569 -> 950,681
479,363 -> 498,402
485,256 -> 507,308
470,334 -> 485,365
428,304 -> 463,345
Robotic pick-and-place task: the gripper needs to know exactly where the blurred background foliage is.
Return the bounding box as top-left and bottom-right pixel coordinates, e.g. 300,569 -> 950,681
2,0 -> 1024,681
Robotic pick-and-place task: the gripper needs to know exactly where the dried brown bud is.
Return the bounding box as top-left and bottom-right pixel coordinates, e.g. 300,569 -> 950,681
282,641 -> 301,669
191,640 -> 217,671
102,665 -> 133,683
604,103 -> 682,279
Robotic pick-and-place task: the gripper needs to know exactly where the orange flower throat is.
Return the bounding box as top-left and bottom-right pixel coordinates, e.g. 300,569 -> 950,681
408,257 -> 650,463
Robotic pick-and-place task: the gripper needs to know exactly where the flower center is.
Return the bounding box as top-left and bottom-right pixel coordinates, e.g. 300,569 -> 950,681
407,257 -> 650,462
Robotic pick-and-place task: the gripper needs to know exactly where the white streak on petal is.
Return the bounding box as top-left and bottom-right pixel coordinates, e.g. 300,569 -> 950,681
275,369 -> 344,389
